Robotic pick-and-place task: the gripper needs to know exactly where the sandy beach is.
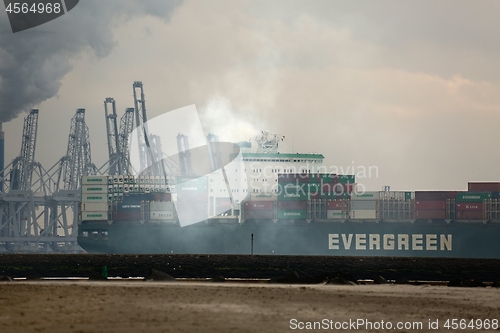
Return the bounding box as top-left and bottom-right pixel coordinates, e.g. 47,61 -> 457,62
0,281 -> 498,333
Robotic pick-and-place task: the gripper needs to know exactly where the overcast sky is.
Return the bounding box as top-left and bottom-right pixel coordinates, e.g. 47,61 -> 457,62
1,0 -> 500,191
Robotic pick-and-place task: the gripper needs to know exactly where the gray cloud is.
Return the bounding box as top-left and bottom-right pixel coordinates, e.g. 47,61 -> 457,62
0,0 -> 181,123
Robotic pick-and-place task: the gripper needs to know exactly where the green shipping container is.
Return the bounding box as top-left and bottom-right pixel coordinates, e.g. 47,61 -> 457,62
455,192 -> 492,203
277,209 -> 307,219
405,192 -> 412,201
278,183 -> 309,200
339,175 -> 355,183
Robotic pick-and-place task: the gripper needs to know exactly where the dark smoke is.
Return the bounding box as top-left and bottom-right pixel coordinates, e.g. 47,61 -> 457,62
0,0 -> 182,123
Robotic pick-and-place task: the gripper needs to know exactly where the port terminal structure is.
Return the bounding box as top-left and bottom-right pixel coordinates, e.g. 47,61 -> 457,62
0,82 -> 168,253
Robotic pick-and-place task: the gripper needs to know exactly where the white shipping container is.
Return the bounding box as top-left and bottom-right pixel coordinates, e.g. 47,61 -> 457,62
350,210 -> 378,219
81,211 -> 108,220
81,194 -> 109,202
82,185 -> 109,194
351,191 -> 380,201
350,200 -> 378,210
150,202 -> 175,211
81,202 -> 109,212
326,210 -> 347,219
149,211 -> 175,220
82,175 -> 109,185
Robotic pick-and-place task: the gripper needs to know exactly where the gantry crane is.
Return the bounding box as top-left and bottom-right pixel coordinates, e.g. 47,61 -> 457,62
104,98 -> 122,175
118,107 -> 135,175
177,134 -> 193,176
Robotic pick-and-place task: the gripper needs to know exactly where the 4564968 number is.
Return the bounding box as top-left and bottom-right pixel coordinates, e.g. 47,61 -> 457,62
5,2 -> 61,14
444,318 -> 498,330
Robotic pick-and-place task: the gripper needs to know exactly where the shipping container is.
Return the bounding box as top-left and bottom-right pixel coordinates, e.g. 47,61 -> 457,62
82,185 -> 109,194
468,182 -> 500,192
415,201 -> 446,210
405,192 -> 413,201
82,175 -> 109,185
308,173 -> 339,183
456,210 -> 484,220
81,211 -> 108,221
277,209 -> 307,219
339,175 -> 355,184
415,210 -> 446,219
244,210 -> 274,220
326,210 -> 347,219
244,201 -> 274,210
116,203 -> 141,212
112,211 -> 142,221
326,200 -> 348,210
277,183 -> 309,201
150,201 -> 175,211
81,194 -> 108,203
350,200 -> 377,210
493,192 -> 500,200
81,202 -> 109,212
456,192 -> 491,203
278,200 -> 307,210
149,211 -> 175,220
321,183 -> 354,195
350,210 -> 377,219
351,191 -> 380,200
415,191 -> 460,201
154,193 -> 172,202
122,193 -> 154,204
456,203 -> 483,211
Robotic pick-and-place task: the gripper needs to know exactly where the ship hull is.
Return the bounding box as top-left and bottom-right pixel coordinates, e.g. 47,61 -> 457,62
78,220 -> 500,258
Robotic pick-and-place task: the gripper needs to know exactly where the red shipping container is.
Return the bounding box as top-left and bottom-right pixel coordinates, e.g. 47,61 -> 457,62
415,210 -> 446,219
415,191 -> 461,201
244,210 -> 274,220
154,193 -> 172,202
456,203 -> 483,211
278,200 -> 307,210
327,200 -> 346,210
415,201 -> 446,210
456,210 -> 484,220
112,211 -> 141,221
468,182 -> 500,192
245,201 -> 274,210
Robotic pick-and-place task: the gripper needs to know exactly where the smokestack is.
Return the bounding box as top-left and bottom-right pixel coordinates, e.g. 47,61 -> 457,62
0,122 -> 4,192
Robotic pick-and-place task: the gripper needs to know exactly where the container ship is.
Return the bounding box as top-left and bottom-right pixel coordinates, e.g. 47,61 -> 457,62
77,133 -> 500,258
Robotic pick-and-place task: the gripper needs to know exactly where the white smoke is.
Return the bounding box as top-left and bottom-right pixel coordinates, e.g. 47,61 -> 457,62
199,95 -> 264,145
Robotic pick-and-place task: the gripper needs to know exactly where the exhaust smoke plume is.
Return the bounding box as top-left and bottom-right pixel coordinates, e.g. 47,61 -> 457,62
0,0 -> 182,123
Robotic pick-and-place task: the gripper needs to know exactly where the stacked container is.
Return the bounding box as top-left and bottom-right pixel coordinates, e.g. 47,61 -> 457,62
81,176 -> 110,221
349,191 -> 378,219
175,176 -> 208,217
243,201 -> 275,220
414,191 -> 457,220
455,192 -> 490,220
277,174 -> 310,219
149,201 -> 175,221
326,199 -> 349,219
